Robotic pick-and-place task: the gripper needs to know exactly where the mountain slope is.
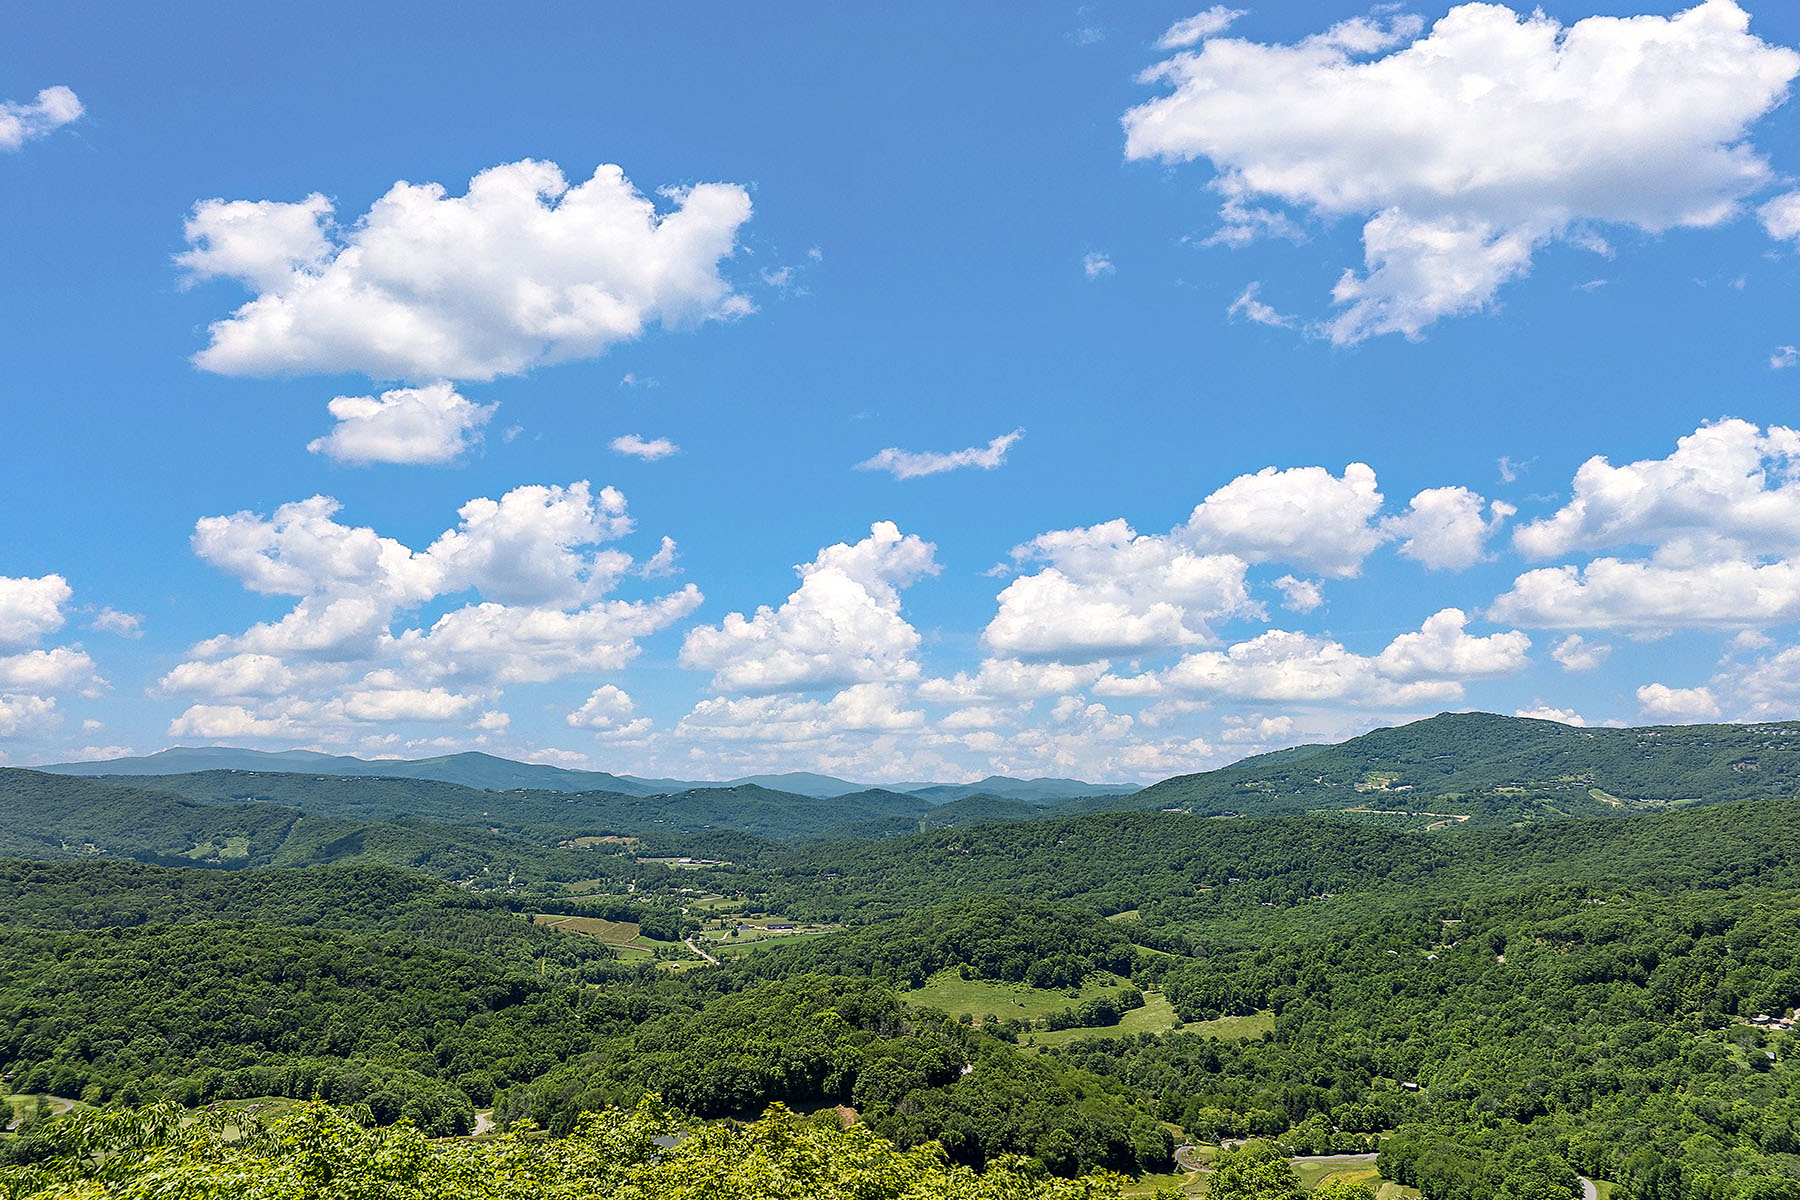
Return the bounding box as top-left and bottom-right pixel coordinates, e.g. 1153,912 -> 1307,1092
43,747 -> 672,796
1120,712 -> 1800,824
41,749 -> 1120,802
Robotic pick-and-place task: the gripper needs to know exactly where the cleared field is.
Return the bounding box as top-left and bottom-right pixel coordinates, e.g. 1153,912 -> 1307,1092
1125,1151 -> 1414,1198
685,894 -> 746,913
1122,1167 -> 1203,1197
181,1096 -> 306,1136
903,969 -> 1135,1022
1294,1158 -> 1380,1190
1186,1010 -> 1276,1039
712,929 -> 834,957
532,915 -> 640,945
1032,992 -> 1180,1047
183,835 -> 251,861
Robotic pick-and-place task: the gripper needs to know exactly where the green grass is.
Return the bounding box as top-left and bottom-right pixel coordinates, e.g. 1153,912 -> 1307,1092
712,930 -> 834,957
1033,992 -> 1182,1047
181,834 -> 251,861
1121,1168 -> 1204,1197
1124,1150 -> 1415,1198
1294,1158 -> 1380,1189
532,915 -> 640,945
902,969 -> 1138,1023
1185,1009 -> 1276,1039
684,894 -> 744,913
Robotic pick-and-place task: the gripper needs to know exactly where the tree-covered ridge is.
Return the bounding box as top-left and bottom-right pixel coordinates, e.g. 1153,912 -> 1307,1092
91,769 -> 940,841
733,897 -> 1143,989
496,976 -> 1171,1176
0,769 -> 662,887
22,714 -> 1800,1196
732,811 -> 1452,923
0,904 -> 1165,1175
1123,712 -> 1800,823
713,791 -> 1800,928
1057,884 -> 1800,1200
0,771 -> 298,867
0,858 -> 635,974
0,1097 -> 1128,1200
0,922 -> 576,1133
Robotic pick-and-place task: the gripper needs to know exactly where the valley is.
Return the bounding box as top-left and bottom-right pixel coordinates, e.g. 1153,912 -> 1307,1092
6,713 -> 1800,1200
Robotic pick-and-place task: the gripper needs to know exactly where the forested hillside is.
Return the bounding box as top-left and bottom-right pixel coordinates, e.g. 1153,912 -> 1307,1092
1125,712 -> 1800,824
11,713 -> 1800,1199
89,770 -> 939,840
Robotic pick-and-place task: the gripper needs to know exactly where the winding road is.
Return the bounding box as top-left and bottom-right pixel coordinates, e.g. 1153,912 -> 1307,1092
684,937 -> 719,964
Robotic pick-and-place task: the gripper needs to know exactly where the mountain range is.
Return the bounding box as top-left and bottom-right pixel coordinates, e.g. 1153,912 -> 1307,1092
37,746 -> 1127,804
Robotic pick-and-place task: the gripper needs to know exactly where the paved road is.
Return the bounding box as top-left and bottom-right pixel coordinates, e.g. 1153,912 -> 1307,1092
1580,1177 -> 1598,1200
684,937 -> 720,964
472,1110 -> 495,1136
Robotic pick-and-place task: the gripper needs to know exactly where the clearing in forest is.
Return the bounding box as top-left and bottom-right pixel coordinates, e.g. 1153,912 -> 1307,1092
531,915 -> 641,945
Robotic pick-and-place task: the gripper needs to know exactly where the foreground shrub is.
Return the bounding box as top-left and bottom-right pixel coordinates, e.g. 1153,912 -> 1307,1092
1,1096 -> 1130,1200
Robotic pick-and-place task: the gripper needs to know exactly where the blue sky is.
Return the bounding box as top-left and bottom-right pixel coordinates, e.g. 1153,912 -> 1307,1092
4,0 -> 1800,783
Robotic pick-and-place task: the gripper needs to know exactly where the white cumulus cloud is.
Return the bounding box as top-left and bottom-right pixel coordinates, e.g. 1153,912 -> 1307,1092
182,160 -> 754,382
567,684 -> 651,737
0,86 -> 82,151
985,519 -> 1258,661
0,575 -> 71,649
166,482 -> 693,744
611,434 -> 679,460
1515,704 -> 1588,726
1492,557 -> 1800,632
680,522 -> 939,693
1515,420 -> 1800,560
1372,608 -> 1531,680
1551,634 -> 1610,672
1098,609 -> 1528,706
89,608 -> 144,638
1125,1 -> 1800,342
0,574 -> 102,745
1272,575 -> 1323,613
1637,682 -> 1721,720
1384,487 -> 1513,570
1764,191 -> 1800,242
308,383 -> 497,466
1186,463 -> 1384,577
1494,421 -> 1800,632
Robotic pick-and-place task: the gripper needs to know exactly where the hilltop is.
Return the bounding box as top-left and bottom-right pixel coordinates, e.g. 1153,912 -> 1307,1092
37,747 -> 1127,802
1116,711 -> 1800,826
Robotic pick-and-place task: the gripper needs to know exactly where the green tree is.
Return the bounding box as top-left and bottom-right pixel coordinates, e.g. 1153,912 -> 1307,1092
1203,1141 -> 1304,1200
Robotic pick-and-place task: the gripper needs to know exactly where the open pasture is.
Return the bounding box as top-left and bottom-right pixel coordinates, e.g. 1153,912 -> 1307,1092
903,968 -> 1135,1023
531,915 -> 640,945
1031,992 -> 1181,1046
